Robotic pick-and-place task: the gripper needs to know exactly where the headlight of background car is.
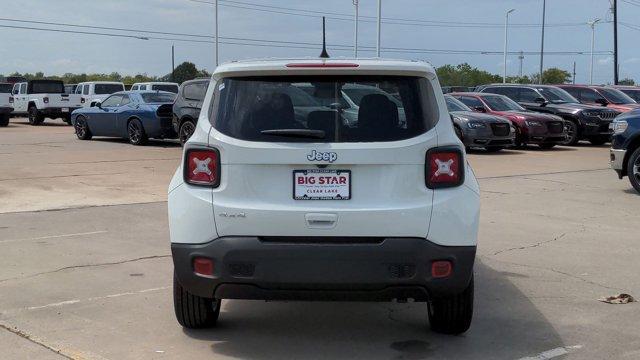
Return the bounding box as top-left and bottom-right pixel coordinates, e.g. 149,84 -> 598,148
612,120 -> 628,134
525,120 -> 543,127
467,121 -> 486,129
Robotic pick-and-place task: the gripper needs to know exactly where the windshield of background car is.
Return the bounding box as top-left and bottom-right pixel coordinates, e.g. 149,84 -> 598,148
141,92 -> 176,103
482,95 -> 526,111
537,87 -> 578,104
0,84 -> 12,93
342,86 -> 402,107
29,81 -> 64,94
151,85 -> 179,93
620,89 -> 640,102
212,75 -> 438,143
95,84 -> 124,95
445,96 -> 471,112
599,88 -> 636,104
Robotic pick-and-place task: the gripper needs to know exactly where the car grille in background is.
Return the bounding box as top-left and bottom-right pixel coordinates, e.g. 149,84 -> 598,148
584,111 -> 618,121
490,123 -> 510,136
547,121 -> 564,134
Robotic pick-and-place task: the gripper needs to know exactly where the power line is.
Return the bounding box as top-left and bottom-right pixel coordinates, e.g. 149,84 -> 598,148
187,0 -> 600,29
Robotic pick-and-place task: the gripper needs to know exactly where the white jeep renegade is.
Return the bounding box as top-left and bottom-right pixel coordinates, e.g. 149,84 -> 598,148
168,58 -> 480,334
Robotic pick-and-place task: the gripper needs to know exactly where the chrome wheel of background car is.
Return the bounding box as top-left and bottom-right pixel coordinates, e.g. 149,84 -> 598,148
561,121 -> 579,146
74,116 -> 92,140
179,121 -> 195,145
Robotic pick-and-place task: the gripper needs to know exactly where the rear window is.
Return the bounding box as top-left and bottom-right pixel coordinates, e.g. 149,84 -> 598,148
0,84 -> 13,93
620,89 -> 640,102
141,92 -> 176,103
212,76 -> 437,143
95,84 -> 124,95
151,84 -> 179,93
29,81 -> 64,94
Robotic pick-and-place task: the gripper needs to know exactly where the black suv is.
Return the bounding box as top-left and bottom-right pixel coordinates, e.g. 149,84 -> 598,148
478,84 -> 618,145
172,79 -> 209,145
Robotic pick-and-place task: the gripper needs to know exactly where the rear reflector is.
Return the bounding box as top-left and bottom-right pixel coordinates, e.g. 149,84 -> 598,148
285,63 -> 359,68
431,260 -> 452,278
425,147 -> 464,189
184,148 -> 221,187
193,257 -> 214,276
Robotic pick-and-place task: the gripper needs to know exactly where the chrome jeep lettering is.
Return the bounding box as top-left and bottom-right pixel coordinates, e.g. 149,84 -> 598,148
306,150 -> 338,163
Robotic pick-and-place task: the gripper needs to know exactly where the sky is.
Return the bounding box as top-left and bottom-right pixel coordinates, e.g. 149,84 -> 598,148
1,0 -> 638,84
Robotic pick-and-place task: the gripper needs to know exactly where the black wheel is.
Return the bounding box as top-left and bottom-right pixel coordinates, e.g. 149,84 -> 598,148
28,107 -> 44,126
173,273 -> 221,329
127,118 -> 148,146
589,136 -> 608,146
428,276 -> 474,335
538,143 -> 556,149
74,116 -> 92,140
561,121 -> 579,146
0,114 -> 9,127
179,120 -> 196,145
454,126 -> 463,141
627,147 -> 640,194
63,114 -> 72,125
485,146 -> 503,153
514,127 -> 524,148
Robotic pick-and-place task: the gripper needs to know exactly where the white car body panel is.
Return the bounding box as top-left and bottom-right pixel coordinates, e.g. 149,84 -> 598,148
76,82 -> 126,107
168,58 -> 479,249
11,82 -> 82,114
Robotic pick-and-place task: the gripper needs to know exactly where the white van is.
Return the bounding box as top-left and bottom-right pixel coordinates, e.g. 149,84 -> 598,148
131,82 -> 179,93
75,81 -> 125,107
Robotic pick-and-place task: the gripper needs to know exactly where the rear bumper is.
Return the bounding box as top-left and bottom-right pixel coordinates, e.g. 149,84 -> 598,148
172,237 -> 476,301
0,107 -> 12,115
524,134 -> 567,144
39,107 -> 81,116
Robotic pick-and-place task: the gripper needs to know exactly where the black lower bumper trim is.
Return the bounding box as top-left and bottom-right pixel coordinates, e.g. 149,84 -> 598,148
172,237 -> 476,301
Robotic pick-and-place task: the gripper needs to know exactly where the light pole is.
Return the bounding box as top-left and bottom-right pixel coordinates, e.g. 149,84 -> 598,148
376,0 -> 382,57
538,0 -> 546,84
214,0 -> 219,67
588,18 -> 601,85
503,9 -> 515,83
353,0 -> 359,58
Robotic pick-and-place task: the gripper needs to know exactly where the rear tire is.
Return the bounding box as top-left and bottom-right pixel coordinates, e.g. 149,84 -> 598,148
127,118 -> 148,146
173,273 -> 221,329
179,119 -> 196,146
626,147 -> 640,194
0,114 -> 9,127
561,121 -> 579,146
428,276 -> 474,335
28,106 -> 44,126
74,116 -> 92,140
538,143 -> 556,150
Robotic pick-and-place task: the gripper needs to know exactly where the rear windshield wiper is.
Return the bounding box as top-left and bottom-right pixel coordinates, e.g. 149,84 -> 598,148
260,129 -> 326,139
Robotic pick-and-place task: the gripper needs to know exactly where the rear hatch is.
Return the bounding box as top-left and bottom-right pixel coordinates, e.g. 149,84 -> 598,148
28,80 -> 83,108
207,75 -> 440,238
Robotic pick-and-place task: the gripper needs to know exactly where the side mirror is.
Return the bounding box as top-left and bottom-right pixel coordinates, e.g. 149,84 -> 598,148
596,98 -> 609,106
473,106 -> 486,113
95,102 -> 102,108
534,97 -> 548,106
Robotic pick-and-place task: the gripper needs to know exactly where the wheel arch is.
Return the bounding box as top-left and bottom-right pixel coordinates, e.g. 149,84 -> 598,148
622,134 -> 640,175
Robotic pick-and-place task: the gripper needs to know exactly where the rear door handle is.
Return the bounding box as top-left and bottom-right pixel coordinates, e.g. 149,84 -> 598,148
305,213 -> 338,229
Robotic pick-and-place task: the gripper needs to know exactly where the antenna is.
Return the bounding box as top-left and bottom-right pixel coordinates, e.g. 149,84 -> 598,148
320,16 -> 330,58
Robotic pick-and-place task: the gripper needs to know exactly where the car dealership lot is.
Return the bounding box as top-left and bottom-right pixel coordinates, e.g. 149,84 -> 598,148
0,118 -> 638,359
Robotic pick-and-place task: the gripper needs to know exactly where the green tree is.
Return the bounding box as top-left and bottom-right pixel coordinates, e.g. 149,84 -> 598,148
436,63 -> 501,87
619,78 -> 635,86
532,68 -> 571,84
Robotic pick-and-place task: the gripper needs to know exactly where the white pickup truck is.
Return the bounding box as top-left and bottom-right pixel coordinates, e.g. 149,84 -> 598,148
11,80 -> 83,125
0,83 -> 13,127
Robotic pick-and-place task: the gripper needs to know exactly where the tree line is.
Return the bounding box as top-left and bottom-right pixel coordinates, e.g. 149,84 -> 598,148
2,61 -> 635,87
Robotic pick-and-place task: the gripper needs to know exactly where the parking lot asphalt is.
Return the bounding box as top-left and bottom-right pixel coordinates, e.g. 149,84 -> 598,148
0,118 -> 638,360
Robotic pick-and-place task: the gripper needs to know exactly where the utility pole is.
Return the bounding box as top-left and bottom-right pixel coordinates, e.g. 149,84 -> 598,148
215,0 -> 219,67
171,45 -> 175,83
353,0 -> 359,58
518,51 -> 524,77
503,9 -> 515,83
588,18 -> 601,85
376,0 -> 382,57
613,0 -> 619,84
539,0 -> 546,84
572,61 -> 576,84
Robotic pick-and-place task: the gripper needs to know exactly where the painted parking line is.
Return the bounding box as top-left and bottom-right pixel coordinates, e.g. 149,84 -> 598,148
24,286 -> 171,311
517,345 -> 583,360
0,230 -> 108,244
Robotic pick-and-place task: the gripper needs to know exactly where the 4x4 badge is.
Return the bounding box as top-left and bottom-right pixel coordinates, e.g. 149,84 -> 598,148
307,150 -> 337,163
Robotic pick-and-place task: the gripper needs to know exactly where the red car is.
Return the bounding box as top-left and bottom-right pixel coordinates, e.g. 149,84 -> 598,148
450,92 -> 567,149
610,85 -> 640,103
555,84 -> 640,113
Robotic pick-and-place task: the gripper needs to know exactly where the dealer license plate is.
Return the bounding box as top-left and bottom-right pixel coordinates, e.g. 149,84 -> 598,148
293,170 -> 351,200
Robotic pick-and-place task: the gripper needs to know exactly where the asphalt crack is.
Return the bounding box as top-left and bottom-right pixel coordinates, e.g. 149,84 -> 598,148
0,321 -> 74,359
492,233 -> 568,256
0,255 -> 170,283
478,168 -> 608,180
